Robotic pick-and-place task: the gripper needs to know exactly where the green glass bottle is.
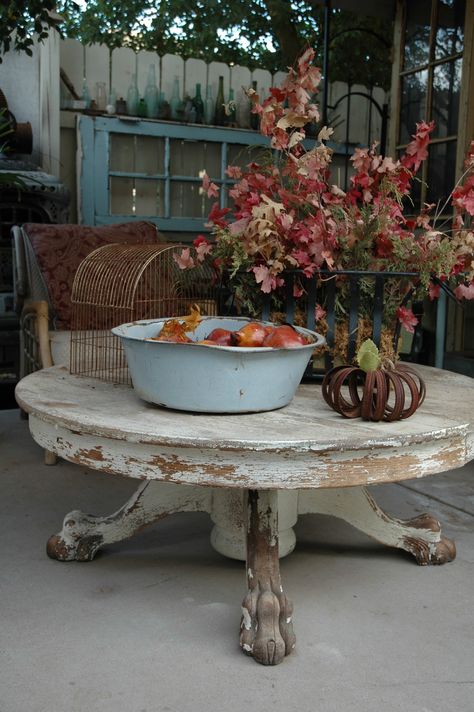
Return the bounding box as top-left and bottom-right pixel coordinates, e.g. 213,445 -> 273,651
214,76 -> 226,126
193,83 -> 204,124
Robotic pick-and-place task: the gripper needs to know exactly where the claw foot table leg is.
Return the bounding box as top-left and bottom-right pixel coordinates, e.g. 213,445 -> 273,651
240,490 -> 296,665
47,481 -> 212,561
299,486 -> 456,565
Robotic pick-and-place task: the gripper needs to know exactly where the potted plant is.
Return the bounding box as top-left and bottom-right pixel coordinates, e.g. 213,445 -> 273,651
174,47 -> 474,366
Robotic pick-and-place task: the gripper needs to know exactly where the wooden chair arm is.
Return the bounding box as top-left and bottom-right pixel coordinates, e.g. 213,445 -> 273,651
22,299 -> 54,369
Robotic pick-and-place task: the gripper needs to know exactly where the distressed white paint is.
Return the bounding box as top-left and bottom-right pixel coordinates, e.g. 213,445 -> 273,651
16,366 -> 474,490
299,487 -> 444,559
16,365 -> 472,567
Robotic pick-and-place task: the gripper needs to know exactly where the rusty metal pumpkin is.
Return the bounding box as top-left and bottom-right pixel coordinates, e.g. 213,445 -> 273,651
322,362 -> 426,422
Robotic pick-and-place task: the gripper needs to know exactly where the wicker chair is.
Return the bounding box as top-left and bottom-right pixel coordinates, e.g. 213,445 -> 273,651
11,221 -> 164,463
12,221 -> 165,376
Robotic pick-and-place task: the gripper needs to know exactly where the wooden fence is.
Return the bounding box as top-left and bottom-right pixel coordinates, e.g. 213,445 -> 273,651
58,39 -> 388,224
60,39 -> 387,146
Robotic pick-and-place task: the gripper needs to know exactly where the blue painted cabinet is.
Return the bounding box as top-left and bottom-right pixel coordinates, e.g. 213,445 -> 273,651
79,115 -> 275,236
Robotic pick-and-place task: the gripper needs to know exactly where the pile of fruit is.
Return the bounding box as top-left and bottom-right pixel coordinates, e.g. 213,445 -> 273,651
196,322 -> 312,348
149,308 -> 312,349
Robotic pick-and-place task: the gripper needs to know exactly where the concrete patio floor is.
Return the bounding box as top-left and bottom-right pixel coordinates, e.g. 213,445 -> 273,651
1,408 -> 474,712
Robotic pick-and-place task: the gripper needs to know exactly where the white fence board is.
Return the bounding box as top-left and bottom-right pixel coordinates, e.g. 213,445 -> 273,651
328,80 -> 348,143
349,83 -> 369,145
111,47 -> 137,102
230,65 -> 251,94
250,69 -> 272,102
272,70 -> 287,88
60,38 -> 84,98
184,58 -> 207,98
161,53 -> 185,103
137,51 -> 160,98
208,61 -> 230,104
85,43 -> 110,103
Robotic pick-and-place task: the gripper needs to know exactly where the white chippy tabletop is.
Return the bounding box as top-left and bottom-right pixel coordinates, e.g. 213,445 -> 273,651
15,365 -> 473,450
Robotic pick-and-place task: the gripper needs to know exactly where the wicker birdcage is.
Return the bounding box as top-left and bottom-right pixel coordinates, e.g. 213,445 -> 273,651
69,242 -> 221,384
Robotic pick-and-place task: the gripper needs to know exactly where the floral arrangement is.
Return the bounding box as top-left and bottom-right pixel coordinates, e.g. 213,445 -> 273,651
175,47 -> 474,359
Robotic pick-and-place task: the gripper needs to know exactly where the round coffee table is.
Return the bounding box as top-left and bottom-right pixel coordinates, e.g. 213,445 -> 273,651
16,365 -> 474,665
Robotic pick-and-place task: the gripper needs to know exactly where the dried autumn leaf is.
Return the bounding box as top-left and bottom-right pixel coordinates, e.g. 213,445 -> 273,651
288,130 -> 305,148
151,304 -> 202,343
276,111 -> 309,130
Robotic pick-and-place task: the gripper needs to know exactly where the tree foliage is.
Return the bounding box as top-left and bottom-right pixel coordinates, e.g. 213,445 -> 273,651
2,1 -> 393,88
0,1 -> 59,61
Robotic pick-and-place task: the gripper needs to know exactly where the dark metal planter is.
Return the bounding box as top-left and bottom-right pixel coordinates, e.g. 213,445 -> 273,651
237,269 -> 419,380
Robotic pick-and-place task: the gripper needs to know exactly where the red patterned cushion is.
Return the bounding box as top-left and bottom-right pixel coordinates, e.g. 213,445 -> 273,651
23,221 -> 162,329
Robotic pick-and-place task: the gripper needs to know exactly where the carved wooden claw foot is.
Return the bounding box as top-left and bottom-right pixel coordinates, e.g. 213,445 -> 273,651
241,490 -> 295,665
240,584 -> 295,665
402,513 -> 456,565
47,510 -> 104,561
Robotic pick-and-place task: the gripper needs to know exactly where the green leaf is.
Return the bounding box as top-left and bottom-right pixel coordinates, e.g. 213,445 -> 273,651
357,338 -> 381,373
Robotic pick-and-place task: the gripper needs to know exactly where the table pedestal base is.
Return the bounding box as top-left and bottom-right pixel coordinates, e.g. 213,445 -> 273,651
47,481 -> 455,664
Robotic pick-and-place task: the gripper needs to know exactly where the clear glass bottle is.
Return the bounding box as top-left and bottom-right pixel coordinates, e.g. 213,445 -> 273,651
214,75 -> 226,126
106,88 -> 117,114
169,77 -> 182,121
95,81 -> 107,111
145,64 -> 159,118
126,74 -> 139,115
193,83 -> 204,124
204,84 -> 213,124
81,80 -> 91,109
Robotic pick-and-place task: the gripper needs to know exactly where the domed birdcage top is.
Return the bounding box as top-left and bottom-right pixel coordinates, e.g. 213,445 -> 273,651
70,242 -> 220,384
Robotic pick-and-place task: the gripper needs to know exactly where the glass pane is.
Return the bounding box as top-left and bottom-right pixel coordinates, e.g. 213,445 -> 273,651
110,135 -> 164,175
227,143 -> 270,170
399,70 -> 428,144
426,140 -> 457,205
110,176 -> 133,214
404,0 -> 432,70
134,179 -> 165,216
432,58 -> 462,138
170,181 -> 207,218
110,134 -> 135,172
435,0 -> 465,59
135,136 -> 164,175
170,139 -> 220,179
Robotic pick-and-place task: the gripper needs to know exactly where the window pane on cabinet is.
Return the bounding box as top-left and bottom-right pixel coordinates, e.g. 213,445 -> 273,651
110,177 -> 134,214
170,140 -> 220,179
399,71 -> 428,144
135,137 -> 164,175
426,140 -> 457,205
227,143 -> 269,169
110,134 -> 135,172
404,0 -> 431,70
432,58 -> 462,138
134,179 -> 165,216
170,181 -> 207,218
435,0 -> 465,59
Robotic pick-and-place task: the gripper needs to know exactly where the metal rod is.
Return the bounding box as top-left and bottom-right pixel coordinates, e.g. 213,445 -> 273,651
347,276 -> 359,362
322,0 -> 331,126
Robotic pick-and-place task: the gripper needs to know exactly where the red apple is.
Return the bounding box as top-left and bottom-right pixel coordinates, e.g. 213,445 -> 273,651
263,325 -> 307,348
234,322 -> 269,347
205,328 -> 236,345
